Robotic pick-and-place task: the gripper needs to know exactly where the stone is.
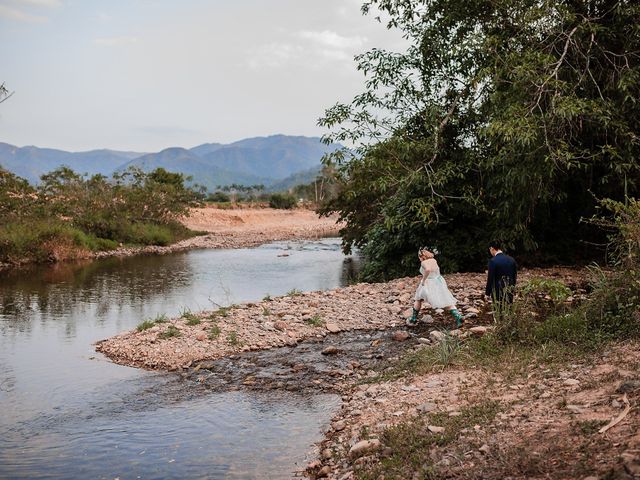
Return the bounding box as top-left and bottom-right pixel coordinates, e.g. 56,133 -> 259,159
466,307 -> 480,314
317,465 -> 331,477
430,330 -> 447,342
417,402 -> 437,414
348,439 -> 381,459
422,314 -> 435,323
479,444 -> 490,455
427,425 -> 445,433
333,420 -> 346,431
392,331 -> 410,342
326,322 -> 341,333
273,320 -> 287,331
616,379 -> 640,393
306,460 -> 321,470
417,337 -> 430,344
402,308 -> 413,318
564,378 -> 580,386
322,346 -> 339,355
195,332 -> 207,341
321,448 -> 333,460
469,326 -> 488,336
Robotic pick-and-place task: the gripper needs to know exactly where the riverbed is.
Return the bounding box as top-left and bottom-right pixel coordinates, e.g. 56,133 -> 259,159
0,238 -> 355,479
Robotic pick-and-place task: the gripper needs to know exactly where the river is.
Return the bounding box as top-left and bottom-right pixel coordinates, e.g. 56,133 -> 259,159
0,238 -> 357,479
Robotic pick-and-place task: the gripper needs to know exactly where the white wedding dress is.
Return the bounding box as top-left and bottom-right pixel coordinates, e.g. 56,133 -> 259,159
414,264 -> 457,308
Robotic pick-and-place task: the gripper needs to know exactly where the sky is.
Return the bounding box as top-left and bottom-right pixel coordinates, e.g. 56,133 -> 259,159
0,0 -> 405,152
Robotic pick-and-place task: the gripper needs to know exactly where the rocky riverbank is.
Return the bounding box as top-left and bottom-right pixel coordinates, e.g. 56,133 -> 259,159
95,266 -> 640,479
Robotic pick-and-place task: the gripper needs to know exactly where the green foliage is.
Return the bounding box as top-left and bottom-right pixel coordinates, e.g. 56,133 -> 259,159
268,193 -> 297,209
0,166 -> 201,263
304,314 -> 324,327
207,191 -> 231,202
158,324 -> 181,339
320,0 -> 640,279
286,288 -> 303,297
181,309 -> 201,326
208,324 -> 221,339
356,401 -> 500,480
226,330 -> 242,346
136,320 -> 156,332
520,278 -> 572,305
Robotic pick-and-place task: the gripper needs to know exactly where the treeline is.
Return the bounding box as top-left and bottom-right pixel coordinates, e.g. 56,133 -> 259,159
208,165 -> 339,209
319,0 -> 640,279
0,166 -> 201,264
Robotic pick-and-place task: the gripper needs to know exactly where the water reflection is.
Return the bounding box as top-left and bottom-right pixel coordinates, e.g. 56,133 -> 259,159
0,238 -> 355,479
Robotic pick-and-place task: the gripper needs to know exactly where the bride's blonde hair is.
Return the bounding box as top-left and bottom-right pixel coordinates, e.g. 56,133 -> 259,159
418,247 -> 434,259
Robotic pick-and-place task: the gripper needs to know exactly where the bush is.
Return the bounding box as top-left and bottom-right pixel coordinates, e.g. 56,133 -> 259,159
207,191 -> 230,202
269,193 -> 297,209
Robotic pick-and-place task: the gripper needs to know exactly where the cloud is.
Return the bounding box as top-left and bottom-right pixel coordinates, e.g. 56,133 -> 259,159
0,0 -> 61,22
9,0 -> 62,7
245,30 -> 367,71
94,36 -> 139,47
297,30 -> 367,49
246,42 -> 304,69
0,4 -> 47,22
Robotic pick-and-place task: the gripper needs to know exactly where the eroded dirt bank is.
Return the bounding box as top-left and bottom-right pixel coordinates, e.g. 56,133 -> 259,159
0,207 -> 341,271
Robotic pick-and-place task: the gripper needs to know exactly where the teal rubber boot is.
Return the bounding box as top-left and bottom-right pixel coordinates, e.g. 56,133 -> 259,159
450,309 -> 464,328
407,307 -> 419,326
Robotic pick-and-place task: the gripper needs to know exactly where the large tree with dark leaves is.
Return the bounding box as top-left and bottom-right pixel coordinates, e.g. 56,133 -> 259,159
319,0 -> 640,279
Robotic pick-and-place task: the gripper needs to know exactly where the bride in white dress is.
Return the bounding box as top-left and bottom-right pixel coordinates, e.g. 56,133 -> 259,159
408,248 -> 464,328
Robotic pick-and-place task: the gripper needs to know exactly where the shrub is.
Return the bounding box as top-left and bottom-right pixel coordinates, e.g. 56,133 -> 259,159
268,193 -> 297,209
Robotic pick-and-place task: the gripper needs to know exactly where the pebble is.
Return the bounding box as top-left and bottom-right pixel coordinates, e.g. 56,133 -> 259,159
321,346 -> 339,355
392,331 -> 410,342
563,378 -> 580,386
427,425 -> 445,433
430,330 -> 447,342
479,444 -> 490,454
417,402 -> 437,413
326,322 -> 341,333
469,326 -> 488,336
317,465 -> 331,477
348,439 -> 381,458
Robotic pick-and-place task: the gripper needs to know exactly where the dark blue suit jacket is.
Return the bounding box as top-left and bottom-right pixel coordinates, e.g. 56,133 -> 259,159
486,252 -> 517,299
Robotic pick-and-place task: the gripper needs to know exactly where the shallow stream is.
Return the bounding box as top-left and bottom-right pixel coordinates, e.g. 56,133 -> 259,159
0,239 -> 357,479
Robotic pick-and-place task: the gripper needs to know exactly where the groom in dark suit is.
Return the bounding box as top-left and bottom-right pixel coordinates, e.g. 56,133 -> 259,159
485,241 -> 518,304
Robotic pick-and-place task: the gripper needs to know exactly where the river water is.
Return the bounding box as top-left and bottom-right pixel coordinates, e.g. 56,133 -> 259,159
0,238 -> 357,479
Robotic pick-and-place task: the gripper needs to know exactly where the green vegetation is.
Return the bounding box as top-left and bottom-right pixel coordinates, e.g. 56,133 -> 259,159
268,192 -> 297,209
356,401 -> 501,480
135,313 -> 169,332
208,324 -> 221,340
286,288 -> 303,297
319,0 -> 640,279
0,166 -> 202,264
181,309 -> 201,326
226,330 -> 242,346
305,314 -> 324,327
136,320 -> 156,332
158,325 -> 181,339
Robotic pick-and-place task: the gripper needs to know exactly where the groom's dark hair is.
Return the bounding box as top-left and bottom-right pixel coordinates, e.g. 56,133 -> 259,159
488,240 -> 502,250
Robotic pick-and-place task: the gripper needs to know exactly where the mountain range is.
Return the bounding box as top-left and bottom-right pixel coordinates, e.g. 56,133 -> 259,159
0,135 -> 339,192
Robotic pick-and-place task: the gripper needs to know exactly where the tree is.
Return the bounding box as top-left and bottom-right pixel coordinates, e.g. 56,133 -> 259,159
319,0 -> 640,279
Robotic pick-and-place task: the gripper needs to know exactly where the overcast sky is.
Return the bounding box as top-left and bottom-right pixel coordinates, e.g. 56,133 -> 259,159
0,0 -> 404,152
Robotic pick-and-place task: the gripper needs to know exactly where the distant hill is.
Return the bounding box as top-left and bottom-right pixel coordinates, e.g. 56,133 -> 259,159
266,166 -> 322,193
0,143 -> 146,184
0,135 -> 340,191
117,147 -> 270,189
